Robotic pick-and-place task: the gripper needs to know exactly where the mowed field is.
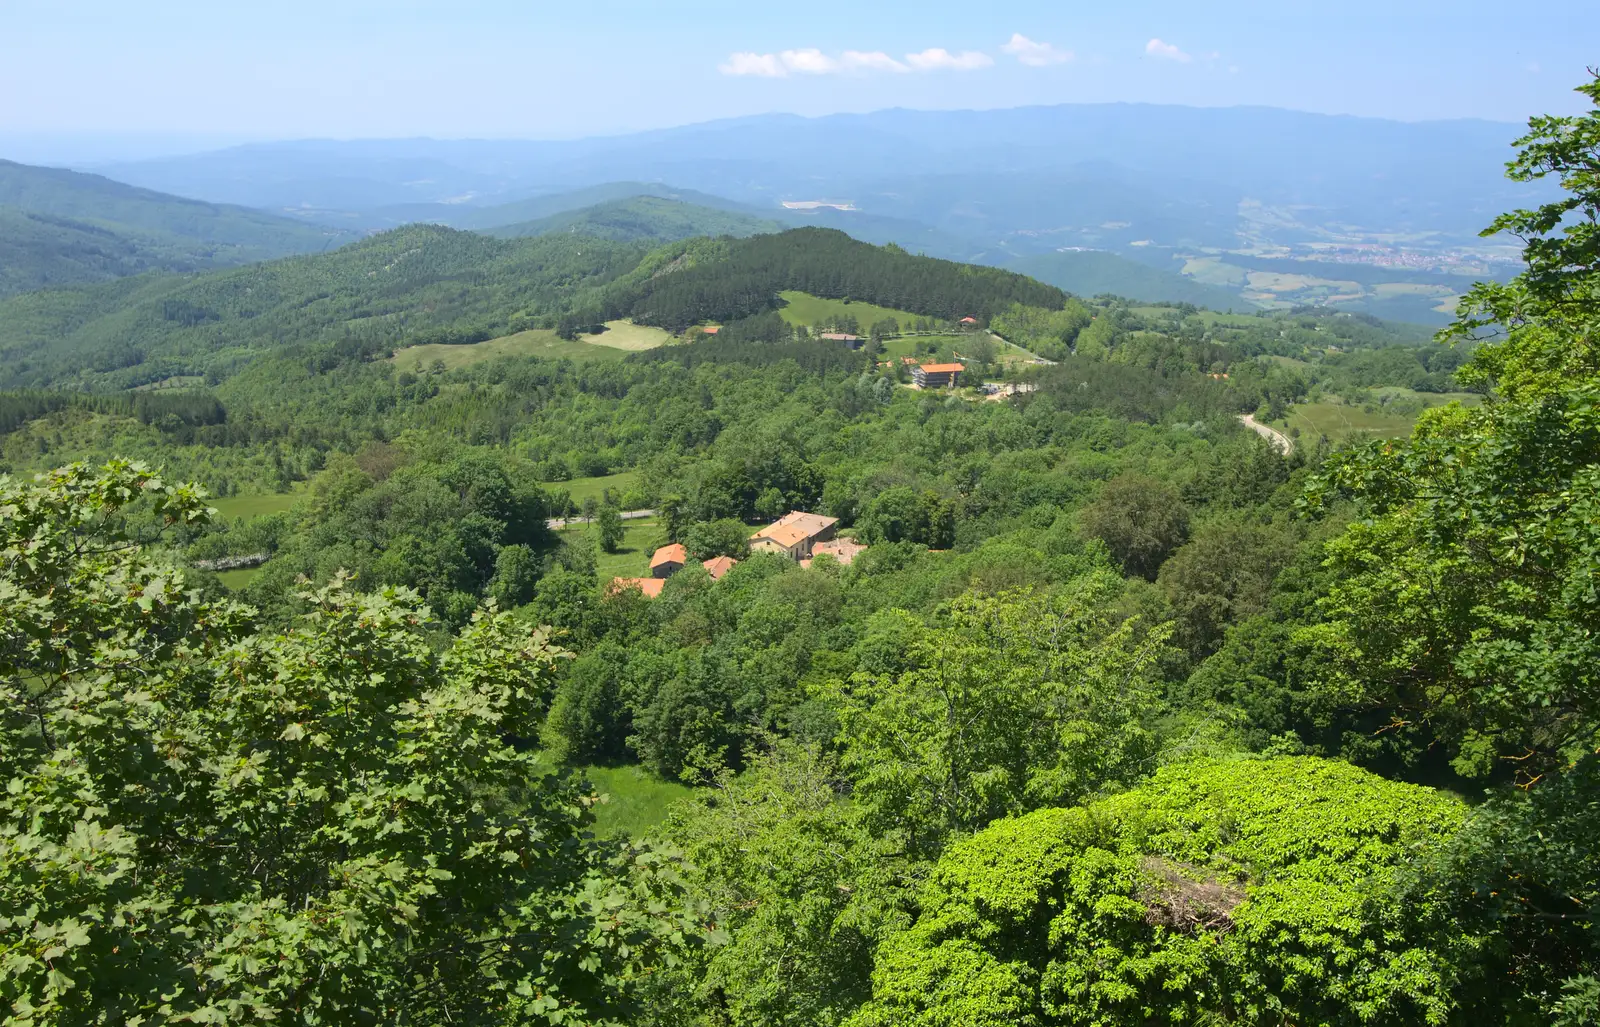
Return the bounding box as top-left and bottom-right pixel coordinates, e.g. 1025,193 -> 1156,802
210,487 -> 304,521
878,333 -> 1043,365
544,470 -> 640,507
777,290 -> 922,330
1281,389 -> 1482,441
391,320 -> 672,371
557,516 -> 669,581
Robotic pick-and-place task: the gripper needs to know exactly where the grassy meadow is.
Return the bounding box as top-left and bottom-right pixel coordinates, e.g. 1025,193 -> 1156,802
579,764 -> 696,839
777,290 -> 922,330
544,470 -> 641,507
558,517 -> 668,580
210,487 -> 304,521
1280,389 -> 1482,441
391,320 -> 671,372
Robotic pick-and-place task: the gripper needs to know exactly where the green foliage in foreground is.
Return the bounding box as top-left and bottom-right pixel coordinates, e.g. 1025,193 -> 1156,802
0,463 -> 700,1025
850,757 -> 1477,1027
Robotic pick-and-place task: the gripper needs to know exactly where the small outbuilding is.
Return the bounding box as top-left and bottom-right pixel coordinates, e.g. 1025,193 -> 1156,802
650,543 -> 687,578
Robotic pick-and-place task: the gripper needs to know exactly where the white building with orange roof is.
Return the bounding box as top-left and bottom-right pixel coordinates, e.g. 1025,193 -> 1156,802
749,511 -> 839,560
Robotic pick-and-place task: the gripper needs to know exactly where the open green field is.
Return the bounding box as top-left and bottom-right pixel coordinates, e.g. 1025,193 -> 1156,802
544,470 -> 640,507
777,290 -> 922,330
579,764 -> 696,839
587,320 -> 675,351
558,517 -> 668,580
878,332 -> 1041,365
391,320 -> 671,372
211,487 -> 304,521
1281,390 -> 1482,441
216,566 -> 264,590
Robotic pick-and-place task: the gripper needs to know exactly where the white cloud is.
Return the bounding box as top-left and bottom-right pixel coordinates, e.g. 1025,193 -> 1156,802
719,51 -> 787,77
1001,33 -> 1073,67
1145,38 -> 1191,63
719,45 -> 992,77
780,48 -> 839,74
905,47 -> 993,71
842,50 -> 910,73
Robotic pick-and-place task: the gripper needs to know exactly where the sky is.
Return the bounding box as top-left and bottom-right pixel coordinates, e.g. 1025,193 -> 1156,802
1,0 -> 1592,158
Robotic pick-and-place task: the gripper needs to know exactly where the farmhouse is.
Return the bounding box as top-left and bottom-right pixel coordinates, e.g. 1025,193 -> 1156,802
959,316 -> 979,326
649,543 -> 687,578
819,332 -> 863,349
703,555 -> 739,580
749,510 -> 839,560
913,362 -> 964,388
607,576 -> 665,598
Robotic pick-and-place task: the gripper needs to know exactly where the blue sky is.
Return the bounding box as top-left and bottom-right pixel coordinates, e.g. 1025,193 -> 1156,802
2,0 -> 1591,148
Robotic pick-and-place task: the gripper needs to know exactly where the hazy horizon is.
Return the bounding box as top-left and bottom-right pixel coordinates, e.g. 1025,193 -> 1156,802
0,96 -> 1542,168
3,0 -> 1590,164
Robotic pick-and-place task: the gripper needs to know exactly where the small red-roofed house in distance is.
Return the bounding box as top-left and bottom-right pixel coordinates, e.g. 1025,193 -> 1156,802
607,576 -> 665,598
703,555 -> 739,580
650,543 -> 687,578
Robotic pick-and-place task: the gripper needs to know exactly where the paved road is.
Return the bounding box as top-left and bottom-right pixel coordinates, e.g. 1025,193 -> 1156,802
1238,414 -> 1294,455
546,509 -> 657,530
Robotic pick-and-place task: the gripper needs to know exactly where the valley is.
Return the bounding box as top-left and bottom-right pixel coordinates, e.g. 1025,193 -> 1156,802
3,66 -> 1597,1027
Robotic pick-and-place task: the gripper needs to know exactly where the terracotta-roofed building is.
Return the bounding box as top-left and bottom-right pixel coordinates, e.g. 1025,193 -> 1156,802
650,543 -> 687,578
913,362 -> 965,388
607,576 -> 665,598
703,555 -> 739,580
959,316 -> 979,326
749,510 -> 839,560
700,325 -> 720,335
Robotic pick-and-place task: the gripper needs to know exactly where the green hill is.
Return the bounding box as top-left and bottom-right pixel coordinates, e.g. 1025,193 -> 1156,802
1007,250 -> 1251,310
0,224 -> 651,389
0,159 -> 355,298
490,196 -> 780,242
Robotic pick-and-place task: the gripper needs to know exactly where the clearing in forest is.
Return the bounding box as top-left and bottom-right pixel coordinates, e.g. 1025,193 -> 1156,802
776,291 -> 923,330
391,320 -> 671,371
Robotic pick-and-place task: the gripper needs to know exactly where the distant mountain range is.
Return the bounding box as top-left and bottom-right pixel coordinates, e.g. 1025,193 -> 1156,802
0,160 -> 355,299
1,102 -> 1542,322
63,102 -> 1535,323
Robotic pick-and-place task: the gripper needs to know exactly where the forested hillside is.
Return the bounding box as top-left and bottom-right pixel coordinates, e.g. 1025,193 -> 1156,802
0,158 -> 354,297
491,195 -> 781,242
3,76 -> 1599,1027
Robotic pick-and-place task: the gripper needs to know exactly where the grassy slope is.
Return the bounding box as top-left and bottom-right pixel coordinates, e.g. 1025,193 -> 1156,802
390,321 -> 671,371
776,291 -> 923,329
1281,389 -> 1483,441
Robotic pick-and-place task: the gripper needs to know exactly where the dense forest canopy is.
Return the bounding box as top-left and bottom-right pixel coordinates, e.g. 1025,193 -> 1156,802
3,74 -> 1599,1027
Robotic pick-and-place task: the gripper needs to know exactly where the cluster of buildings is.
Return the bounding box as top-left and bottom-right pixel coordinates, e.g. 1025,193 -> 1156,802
608,510 -> 865,598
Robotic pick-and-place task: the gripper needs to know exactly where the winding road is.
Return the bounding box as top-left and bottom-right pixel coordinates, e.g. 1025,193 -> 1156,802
1238,414 -> 1295,455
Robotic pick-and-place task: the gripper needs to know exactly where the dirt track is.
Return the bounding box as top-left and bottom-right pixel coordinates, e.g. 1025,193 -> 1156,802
1238,414 -> 1294,455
